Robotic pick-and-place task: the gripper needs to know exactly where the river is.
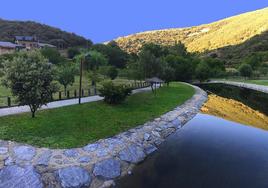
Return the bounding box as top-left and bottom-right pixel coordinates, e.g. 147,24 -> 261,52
116,84 -> 268,188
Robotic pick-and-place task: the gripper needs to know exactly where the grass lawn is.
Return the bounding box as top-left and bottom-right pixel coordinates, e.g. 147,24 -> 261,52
244,80 -> 268,86
0,82 -> 194,149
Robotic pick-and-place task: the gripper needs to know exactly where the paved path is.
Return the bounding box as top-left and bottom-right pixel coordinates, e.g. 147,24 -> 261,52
0,86 -> 156,117
209,80 -> 268,94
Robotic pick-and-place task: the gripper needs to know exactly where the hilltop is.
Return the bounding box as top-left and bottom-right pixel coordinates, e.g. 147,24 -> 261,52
115,7 -> 268,56
0,19 -> 91,48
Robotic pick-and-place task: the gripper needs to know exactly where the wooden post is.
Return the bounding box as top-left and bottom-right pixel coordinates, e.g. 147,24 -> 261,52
82,89 -> 84,97
88,89 -> 91,96
7,97 -> 11,107
67,91 -> 70,99
74,90 -> 77,98
59,92 -> 61,100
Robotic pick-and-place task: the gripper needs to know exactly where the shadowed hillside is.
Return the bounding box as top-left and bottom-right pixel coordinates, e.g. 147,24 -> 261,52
0,19 -> 91,48
115,7 -> 268,54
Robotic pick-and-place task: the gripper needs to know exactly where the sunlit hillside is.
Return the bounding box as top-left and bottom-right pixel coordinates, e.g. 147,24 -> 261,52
115,7 -> 268,54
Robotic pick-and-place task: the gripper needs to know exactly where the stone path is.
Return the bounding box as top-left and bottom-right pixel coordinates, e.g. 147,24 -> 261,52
0,86 -> 156,117
209,80 -> 268,94
0,84 -> 207,188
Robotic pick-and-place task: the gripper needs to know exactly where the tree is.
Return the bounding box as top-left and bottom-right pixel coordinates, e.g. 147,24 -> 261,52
92,43 -> 129,68
107,66 -> 118,80
67,47 -> 80,59
40,47 -> 64,64
57,63 -> 77,95
195,61 -> 210,82
2,51 -> 58,118
84,51 -> 108,86
161,63 -> 175,86
239,64 -> 253,78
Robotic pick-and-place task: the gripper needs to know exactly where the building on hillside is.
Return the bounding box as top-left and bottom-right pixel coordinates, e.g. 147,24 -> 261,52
38,42 -> 56,49
15,36 -> 57,50
14,36 -> 39,50
0,41 -> 24,55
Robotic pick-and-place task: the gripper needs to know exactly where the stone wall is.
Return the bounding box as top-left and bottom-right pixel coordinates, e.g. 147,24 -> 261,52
0,84 -> 207,188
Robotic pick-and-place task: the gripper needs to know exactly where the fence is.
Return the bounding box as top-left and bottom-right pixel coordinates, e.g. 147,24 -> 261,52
0,82 -> 150,108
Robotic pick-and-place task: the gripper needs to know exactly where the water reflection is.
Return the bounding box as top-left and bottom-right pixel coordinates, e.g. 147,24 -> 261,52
116,114 -> 268,188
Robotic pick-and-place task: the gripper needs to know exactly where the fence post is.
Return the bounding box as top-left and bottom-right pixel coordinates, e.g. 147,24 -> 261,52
67,91 -> 70,99
82,89 -> 84,97
94,87 -> 97,95
59,92 -> 61,100
7,97 -> 11,107
88,89 -> 91,96
74,90 -> 77,98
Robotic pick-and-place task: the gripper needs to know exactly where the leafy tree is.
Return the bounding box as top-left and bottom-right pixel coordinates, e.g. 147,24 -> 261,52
40,47 -> 64,64
107,66 -> 118,80
57,63 -> 77,95
168,41 -> 188,57
239,64 -> 253,78
195,61 -> 210,82
140,43 -> 168,58
2,51 -> 58,118
67,47 -> 80,59
92,43 -> 129,68
161,63 -> 175,86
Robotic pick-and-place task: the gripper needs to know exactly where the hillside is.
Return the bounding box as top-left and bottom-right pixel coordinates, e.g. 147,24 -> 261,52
115,7 -> 268,55
0,19 -> 91,48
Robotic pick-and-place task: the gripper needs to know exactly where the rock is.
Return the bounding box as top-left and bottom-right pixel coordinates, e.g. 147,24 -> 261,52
144,145 -> 157,155
143,133 -> 151,141
155,127 -> 162,132
119,145 -> 146,164
64,149 -> 79,158
56,166 -> 91,188
0,165 -> 43,188
36,150 -> 52,166
100,180 -> 115,188
93,158 -> 121,179
4,156 -> 14,166
0,147 -> 8,155
83,143 -> 99,152
13,146 -> 36,161
96,148 -> 109,157
151,131 -> 161,138
78,156 -> 91,163
53,154 -> 63,159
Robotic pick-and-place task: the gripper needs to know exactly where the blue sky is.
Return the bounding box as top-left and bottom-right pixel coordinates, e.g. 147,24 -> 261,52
1,0 -> 268,43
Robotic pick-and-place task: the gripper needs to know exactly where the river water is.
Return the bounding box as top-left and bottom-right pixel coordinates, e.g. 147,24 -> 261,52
116,84 -> 268,188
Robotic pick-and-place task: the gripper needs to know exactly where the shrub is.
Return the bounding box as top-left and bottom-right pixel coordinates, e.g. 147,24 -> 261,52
239,64 -> 253,78
99,82 -> 132,104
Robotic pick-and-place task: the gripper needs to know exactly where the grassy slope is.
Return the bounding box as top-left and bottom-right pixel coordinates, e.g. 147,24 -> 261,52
0,82 -> 194,149
115,7 -> 268,54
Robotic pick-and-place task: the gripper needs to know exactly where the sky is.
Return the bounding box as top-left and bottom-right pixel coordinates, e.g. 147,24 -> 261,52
1,0 -> 268,43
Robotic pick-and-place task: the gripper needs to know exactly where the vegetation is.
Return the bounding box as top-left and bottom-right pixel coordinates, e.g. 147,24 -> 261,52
115,7 -> 268,54
41,47 -> 65,64
239,64 -> 253,78
56,63 -> 77,95
2,51 -> 57,117
0,82 -> 194,148
99,82 -> 132,104
0,19 -> 91,48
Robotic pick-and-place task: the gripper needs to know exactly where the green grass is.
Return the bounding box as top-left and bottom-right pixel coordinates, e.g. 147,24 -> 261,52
0,82 -> 194,149
213,78 -> 268,86
244,80 -> 268,86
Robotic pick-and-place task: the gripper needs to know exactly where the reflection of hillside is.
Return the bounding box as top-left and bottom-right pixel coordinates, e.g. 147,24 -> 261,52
202,95 -> 268,129
115,7 -> 268,57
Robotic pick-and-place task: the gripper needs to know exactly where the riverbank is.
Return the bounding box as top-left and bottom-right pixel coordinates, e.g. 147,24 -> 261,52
210,80 -> 268,94
0,84 -> 207,188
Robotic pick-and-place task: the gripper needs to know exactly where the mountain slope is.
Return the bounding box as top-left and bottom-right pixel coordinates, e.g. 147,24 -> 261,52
115,7 -> 268,54
0,19 -> 91,48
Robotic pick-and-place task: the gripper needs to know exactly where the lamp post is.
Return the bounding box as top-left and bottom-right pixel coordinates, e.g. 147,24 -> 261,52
78,58 -> 83,104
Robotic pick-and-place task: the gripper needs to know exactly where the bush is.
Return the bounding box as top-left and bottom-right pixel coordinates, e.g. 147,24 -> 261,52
239,64 -> 253,78
99,82 -> 132,104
